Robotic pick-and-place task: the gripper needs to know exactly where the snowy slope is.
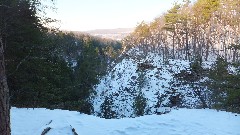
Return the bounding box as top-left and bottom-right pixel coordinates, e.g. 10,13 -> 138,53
93,48 -> 213,117
11,107 -> 240,135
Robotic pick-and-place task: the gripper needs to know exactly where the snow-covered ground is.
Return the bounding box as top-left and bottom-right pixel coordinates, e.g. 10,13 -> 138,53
11,107 -> 240,135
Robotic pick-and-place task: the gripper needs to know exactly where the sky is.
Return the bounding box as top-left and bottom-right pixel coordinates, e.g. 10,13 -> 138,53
45,0 -> 184,31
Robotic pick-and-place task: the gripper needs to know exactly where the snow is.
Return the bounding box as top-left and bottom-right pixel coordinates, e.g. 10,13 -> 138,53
93,50 -> 204,117
11,107 -> 240,135
92,45 -> 238,118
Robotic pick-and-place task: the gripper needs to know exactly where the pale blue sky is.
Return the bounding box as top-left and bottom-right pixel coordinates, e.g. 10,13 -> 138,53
46,0 -> 189,31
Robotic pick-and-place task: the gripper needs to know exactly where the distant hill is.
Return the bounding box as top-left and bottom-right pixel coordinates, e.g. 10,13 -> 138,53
63,28 -> 134,41
85,28 -> 134,40
86,28 -> 134,34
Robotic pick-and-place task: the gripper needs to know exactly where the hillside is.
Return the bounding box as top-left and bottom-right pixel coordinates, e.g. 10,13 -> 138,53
85,28 -> 134,40
11,107 -> 240,135
92,47 -> 216,118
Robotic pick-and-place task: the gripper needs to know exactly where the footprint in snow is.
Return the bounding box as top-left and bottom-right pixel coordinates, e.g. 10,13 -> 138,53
111,130 -> 128,135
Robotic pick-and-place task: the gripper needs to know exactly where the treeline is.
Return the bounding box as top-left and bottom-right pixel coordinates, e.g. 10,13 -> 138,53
172,57 -> 240,113
1,0 -> 121,114
122,0 -> 240,113
123,0 -> 240,62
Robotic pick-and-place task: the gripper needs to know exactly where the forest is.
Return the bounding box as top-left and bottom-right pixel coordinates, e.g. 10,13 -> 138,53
0,0 -> 121,134
124,0 -> 240,62
0,0 -> 240,135
122,0 -> 240,113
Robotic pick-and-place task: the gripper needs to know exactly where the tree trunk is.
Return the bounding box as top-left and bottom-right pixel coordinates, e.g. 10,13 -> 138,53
172,33 -> 175,59
205,24 -> 211,61
193,33 -> 197,55
233,48 -> 236,62
185,30 -> 189,60
0,36 -> 11,135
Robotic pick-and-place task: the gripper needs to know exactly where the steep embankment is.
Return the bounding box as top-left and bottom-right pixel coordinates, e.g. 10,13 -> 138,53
93,48 -> 213,118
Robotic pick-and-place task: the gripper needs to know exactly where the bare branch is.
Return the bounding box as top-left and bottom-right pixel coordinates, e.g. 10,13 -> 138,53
8,54 -> 30,76
0,5 -> 12,8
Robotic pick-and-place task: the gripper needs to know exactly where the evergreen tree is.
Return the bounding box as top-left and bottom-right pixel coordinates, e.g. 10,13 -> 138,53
189,56 -> 208,108
225,69 -> 240,113
0,0 -> 55,134
133,91 -> 147,117
73,37 -> 102,114
208,57 -> 240,112
207,57 -> 229,110
100,95 -> 116,119
164,3 -> 181,59
193,0 -> 220,23
133,63 -> 148,116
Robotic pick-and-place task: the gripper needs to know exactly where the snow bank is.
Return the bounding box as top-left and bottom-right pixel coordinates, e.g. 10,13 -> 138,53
11,107 -> 240,135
